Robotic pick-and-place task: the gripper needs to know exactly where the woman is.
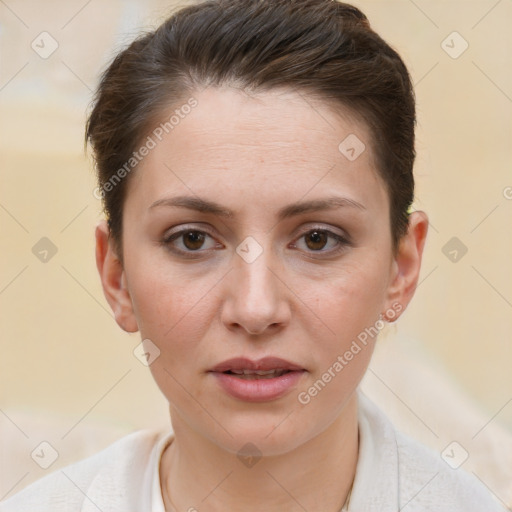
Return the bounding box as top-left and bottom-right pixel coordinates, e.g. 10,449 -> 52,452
1,0 -> 506,510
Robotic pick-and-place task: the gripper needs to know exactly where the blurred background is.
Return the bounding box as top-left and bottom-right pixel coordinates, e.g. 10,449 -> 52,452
1,0 -> 511,504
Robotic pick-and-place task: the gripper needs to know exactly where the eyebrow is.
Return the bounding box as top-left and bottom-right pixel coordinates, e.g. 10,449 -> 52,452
149,195 -> 366,220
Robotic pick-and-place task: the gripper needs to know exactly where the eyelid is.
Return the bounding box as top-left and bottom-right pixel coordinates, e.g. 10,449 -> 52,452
164,223 -> 216,239
293,224 -> 351,243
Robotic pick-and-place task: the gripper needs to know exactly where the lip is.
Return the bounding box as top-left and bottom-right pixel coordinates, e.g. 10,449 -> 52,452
208,357 -> 306,402
209,357 -> 305,373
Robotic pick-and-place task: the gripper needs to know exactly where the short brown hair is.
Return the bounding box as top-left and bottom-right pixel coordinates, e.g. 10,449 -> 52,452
86,0 -> 415,259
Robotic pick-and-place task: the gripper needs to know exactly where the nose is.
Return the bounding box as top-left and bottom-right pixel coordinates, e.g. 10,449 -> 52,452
220,246 -> 291,336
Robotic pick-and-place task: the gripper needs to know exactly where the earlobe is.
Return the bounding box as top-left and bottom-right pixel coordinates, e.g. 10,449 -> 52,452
383,211 -> 429,321
95,220 -> 139,333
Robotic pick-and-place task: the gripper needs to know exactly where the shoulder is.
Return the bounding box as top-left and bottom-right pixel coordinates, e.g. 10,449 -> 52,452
395,428 -> 506,511
0,429 -> 166,512
357,391 -> 507,511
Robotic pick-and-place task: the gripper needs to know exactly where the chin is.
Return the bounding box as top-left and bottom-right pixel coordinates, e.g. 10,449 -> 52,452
204,409 -> 314,457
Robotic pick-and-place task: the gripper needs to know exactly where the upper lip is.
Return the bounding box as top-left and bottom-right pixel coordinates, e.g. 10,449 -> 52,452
209,357 -> 305,373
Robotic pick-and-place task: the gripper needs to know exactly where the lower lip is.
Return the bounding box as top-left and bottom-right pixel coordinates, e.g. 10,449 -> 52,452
210,371 -> 306,402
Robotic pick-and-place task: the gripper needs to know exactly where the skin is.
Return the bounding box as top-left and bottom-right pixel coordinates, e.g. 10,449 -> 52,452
95,86 -> 428,511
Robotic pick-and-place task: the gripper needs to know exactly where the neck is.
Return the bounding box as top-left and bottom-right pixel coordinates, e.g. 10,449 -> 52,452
160,393 -> 359,512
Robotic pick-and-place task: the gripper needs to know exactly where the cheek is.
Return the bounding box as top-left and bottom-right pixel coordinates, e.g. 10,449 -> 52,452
126,262 -> 218,402
293,268 -> 383,426
126,257 -> 218,345
307,258 -> 389,345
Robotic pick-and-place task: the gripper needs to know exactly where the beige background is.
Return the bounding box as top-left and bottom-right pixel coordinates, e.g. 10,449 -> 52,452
1,0 -> 511,502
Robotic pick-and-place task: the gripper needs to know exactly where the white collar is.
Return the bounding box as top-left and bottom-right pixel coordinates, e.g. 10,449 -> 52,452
349,389 -> 400,511
78,389 -> 399,511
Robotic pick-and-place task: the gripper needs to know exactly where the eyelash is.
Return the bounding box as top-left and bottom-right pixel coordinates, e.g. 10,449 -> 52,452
161,225 -> 351,258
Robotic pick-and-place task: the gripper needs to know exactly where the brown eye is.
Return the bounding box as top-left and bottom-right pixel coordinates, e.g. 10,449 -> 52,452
304,230 -> 328,250
182,231 -> 205,250
163,229 -> 218,255
292,228 -> 350,255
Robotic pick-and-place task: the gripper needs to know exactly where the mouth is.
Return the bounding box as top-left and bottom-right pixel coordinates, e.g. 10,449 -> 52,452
208,357 -> 306,402
221,368 -> 292,380
209,356 -> 305,375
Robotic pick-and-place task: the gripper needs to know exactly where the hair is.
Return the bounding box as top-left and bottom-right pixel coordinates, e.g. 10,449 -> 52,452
86,0 -> 416,261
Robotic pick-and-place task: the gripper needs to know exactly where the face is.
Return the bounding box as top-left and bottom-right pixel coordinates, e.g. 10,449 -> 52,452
97,86 -> 425,456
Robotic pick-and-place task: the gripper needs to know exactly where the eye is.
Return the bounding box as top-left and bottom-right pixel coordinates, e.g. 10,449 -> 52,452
292,228 -> 350,254
163,228 -> 219,254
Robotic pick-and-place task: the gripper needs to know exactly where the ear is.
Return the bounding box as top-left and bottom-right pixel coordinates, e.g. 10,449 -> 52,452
383,211 -> 429,321
95,220 -> 139,333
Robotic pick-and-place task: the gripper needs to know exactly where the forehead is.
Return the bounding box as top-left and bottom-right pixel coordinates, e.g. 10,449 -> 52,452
126,86 -> 387,212
162,86 -> 372,159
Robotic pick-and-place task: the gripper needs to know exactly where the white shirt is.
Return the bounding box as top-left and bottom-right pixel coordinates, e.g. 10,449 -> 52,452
147,431 -> 171,512
0,390 -> 506,511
